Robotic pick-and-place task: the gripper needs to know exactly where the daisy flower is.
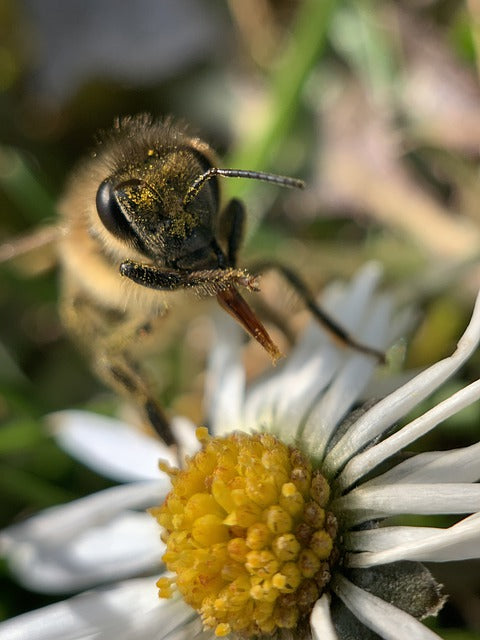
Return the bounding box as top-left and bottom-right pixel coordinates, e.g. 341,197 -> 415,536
1,263 -> 480,640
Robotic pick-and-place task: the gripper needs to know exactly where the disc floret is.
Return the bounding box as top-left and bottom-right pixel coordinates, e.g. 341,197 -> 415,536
151,428 -> 337,637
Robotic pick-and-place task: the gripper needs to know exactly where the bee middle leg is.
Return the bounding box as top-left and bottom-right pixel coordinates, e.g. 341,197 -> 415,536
219,198 -> 385,361
60,292 -> 176,447
249,260 -> 386,362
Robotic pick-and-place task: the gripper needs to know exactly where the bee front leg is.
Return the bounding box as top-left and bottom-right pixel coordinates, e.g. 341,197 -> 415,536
60,291 -> 177,447
120,260 -> 259,296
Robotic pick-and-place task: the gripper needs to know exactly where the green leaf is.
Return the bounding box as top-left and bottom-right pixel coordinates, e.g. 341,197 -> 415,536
0,464 -> 74,507
0,419 -> 44,454
226,0 -> 338,201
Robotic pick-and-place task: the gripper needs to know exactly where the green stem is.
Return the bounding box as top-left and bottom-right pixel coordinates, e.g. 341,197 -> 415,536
226,0 -> 338,200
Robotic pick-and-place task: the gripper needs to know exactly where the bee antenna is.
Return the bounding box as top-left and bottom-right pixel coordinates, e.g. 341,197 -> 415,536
183,167 -> 305,206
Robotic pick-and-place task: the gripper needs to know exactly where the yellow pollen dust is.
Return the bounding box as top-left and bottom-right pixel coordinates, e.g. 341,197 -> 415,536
151,429 -> 337,638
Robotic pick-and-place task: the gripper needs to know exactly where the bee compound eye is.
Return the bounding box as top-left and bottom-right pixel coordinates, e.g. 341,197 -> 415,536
95,178 -> 133,240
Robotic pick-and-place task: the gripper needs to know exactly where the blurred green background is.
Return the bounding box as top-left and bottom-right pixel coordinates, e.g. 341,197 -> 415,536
0,0 -> 480,636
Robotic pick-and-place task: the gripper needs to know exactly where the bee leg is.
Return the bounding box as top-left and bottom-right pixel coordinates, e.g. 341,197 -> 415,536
218,198 -> 246,267
60,292 -> 177,447
249,260 -> 386,363
120,261 -> 259,295
99,356 -> 175,447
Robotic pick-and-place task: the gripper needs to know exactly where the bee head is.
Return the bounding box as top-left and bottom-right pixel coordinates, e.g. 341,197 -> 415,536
93,117 -> 304,272
95,145 -> 223,270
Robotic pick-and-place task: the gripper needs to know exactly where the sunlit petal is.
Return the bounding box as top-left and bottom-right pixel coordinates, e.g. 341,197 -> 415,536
334,483 -> 480,526
302,295 -> 391,456
339,379 -> 480,490
206,312 -> 245,436
346,513 -> 480,567
310,594 -> 338,640
363,440 -> 480,487
325,287 -> 480,475
244,262 -> 384,442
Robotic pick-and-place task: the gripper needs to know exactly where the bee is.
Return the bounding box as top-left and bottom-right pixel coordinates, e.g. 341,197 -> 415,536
1,115 -> 383,448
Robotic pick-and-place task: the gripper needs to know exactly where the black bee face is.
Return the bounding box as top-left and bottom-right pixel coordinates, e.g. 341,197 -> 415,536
95,145 -> 223,270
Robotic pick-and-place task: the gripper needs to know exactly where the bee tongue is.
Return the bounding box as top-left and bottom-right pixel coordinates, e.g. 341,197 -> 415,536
216,286 -> 283,363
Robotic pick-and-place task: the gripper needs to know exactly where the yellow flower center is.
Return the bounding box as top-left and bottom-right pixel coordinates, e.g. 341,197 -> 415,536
151,428 -> 337,638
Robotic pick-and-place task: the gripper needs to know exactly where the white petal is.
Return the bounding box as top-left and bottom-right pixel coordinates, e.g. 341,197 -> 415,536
264,276 -> 352,437
310,594 -> 338,640
323,262 -> 383,334
1,480 -> 167,547
302,295 -> 391,456
345,525 -> 446,552
363,440 -> 480,487
333,483 -> 480,526
332,574 -> 442,640
48,410 -> 177,481
345,513 -> 480,567
206,312 -> 245,436
324,287 -> 480,475
242,287 -> 342,440
244,262 -> 384,441
3,511 -> 162,593
170,416 -> 201,459
339,379 -> 480,490
160,615 -> 211,640
269,337 -> 340,445
0,577 -> 194,640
